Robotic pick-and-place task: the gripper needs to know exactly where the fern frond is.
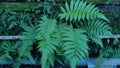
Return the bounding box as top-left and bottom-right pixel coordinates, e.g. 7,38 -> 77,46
59,0 -> 109,22
24,50 -> 35,64
91,36 -> 103,48
19,24 -> 37,56
37,16 -> 57,41
53,23 -> 68,44
80,20 -> 112,47
37,40 -> 56,54
18,24 -> 37,64
112,48 -> 120,58
0,41 -> 20,60
61,26 -> 89,68
37,16 -> 58,68
0,41 -> 24,68
3,41 -> 20,52
37,38 -> 57,68
80,20 -> 112,36
41,52 -> 55,68
21,23 -> 37,42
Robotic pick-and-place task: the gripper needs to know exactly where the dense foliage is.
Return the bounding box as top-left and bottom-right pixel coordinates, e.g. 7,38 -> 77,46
0,0 -> 119,68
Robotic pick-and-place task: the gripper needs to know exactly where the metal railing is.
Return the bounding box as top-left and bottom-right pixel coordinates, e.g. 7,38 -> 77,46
0,35 -> 120,40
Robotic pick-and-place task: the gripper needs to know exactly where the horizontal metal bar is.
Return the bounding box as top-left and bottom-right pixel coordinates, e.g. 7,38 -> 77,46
0,34 -> 120,40
0,36 -> 25,40
99,34 -> 120,38
87,58 -> 120,68
1,58 -> 120,66
87,58 -> 120,65
0,35 -> 119,40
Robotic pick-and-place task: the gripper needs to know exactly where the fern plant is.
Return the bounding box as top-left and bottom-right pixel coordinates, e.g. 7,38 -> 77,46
36,16 -> 89,68
17,0 -> 115,68
58,0 -> 113,68
79,20 -> 112,47
0,0 -> 114,68
95,39 -> 120,67
0,41 -> 22,68
59,0 -> 109,22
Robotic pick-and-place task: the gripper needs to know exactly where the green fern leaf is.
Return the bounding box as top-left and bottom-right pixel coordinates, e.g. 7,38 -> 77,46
91,36 -> 103,48
80,20 -> 112,36
80,20 -> 112,47
70,58 -> 78,68
37,16 -> 58,68
19,24 -> 37,64
37,40 -> 57,68
61,25 -> 89,68
41,52 -> 55,68
24,51 -> 35,64
59,0 -> 109,22
3,41 -> 21,52
42,53 -> 48,68
38,16 -> 57,41
0,41 -> 22,67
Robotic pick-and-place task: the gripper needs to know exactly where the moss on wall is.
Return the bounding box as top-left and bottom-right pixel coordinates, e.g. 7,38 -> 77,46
0,0 -> 119,11
0,2 -> 42,11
